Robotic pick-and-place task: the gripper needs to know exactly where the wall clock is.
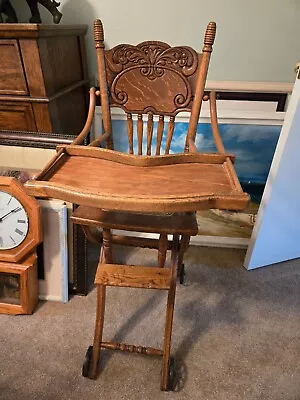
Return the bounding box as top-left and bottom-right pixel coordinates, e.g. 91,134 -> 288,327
0,177 -> 42,315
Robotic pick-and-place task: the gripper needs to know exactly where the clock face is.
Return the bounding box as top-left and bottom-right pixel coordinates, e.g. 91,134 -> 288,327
0,190 -> 29,250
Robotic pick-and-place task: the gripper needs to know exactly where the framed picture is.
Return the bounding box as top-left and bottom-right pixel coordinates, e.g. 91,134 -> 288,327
38,200 -> 68,302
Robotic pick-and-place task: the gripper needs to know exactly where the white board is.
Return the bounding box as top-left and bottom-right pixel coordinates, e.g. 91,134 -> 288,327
244,73 -> 300,269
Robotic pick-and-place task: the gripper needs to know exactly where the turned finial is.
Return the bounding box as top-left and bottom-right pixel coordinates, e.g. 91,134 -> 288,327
94,19 -> 105,48
203,21 -> 216,52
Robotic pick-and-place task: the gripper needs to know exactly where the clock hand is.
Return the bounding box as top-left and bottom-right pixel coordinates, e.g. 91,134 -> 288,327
0,207 -> 22,223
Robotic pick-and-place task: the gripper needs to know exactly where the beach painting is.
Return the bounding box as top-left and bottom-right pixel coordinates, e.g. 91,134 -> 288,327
111,119 -> 282,239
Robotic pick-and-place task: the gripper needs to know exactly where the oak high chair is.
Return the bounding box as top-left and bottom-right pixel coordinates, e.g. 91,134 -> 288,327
25,19 -> 249,391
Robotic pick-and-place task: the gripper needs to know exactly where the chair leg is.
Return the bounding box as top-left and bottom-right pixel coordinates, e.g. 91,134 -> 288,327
88,283 -> 106,379
86,233 -> 110,380
102,228 -> 112,263
177,235 -> 190,284
161,235 -> 179,391
158,233 -> 168,267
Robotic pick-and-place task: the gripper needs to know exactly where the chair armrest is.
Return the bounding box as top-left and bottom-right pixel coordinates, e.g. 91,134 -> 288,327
188,137 -> 235,162
71,87 -> 98,146
188,91 -> 235,162
209,91 -> 227,154
89,131 -> 111,147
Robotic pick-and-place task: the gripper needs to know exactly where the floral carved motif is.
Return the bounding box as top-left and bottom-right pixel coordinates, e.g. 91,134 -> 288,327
111,41 -> 198,81
106,41 -> 199,113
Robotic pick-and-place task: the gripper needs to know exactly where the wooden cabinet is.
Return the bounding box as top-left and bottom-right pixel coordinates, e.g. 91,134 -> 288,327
0,24 -> 89,148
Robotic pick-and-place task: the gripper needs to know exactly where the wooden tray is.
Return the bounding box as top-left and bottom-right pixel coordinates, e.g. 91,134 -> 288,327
25,145 -> 250,213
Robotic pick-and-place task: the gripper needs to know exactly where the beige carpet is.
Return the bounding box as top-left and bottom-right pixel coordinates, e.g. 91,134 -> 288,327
0,245 -> 299,400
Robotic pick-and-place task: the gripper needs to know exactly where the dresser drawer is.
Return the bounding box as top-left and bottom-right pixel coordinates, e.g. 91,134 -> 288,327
0,40 -> 28,95
0,102 -> 36,131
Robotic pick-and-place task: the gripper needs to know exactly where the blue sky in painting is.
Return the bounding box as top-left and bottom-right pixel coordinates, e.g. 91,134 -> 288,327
111,120 -> 281,184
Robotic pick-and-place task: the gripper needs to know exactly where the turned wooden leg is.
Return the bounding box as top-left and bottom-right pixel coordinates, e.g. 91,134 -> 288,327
161,235 -> 179,391
158,233 -> 168,267
102,228 -> 112,263
89,283 -> 106,379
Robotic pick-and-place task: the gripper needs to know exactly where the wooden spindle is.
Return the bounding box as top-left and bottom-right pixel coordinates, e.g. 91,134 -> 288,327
102,228 -> 112,263
94,19 -> 114,150
137,114 -> 143,155
156,115 -> 164,155
101,341 -> 163,356
158,234 -> 168,267
146,113 -> 154,155
165,116 -> 175,154
127,113 -> 134,154
185,21 -> 216,152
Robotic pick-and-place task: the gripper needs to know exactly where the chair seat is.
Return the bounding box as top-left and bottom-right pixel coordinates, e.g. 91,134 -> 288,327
95,263 -> 171,290
72,205 -> 198,235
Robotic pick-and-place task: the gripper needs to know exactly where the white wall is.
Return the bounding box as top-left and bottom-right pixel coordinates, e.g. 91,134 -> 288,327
11,0 -> 300,85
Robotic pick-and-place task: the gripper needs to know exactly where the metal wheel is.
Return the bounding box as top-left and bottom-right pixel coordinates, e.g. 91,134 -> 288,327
82,346 -> 93,378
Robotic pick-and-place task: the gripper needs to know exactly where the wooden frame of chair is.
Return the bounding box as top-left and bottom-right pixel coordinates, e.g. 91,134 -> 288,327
76,18 -> 217,391
23,18 -> 248,391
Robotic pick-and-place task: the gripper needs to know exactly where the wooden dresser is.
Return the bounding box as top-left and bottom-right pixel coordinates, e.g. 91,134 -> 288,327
0,24 -> 89,148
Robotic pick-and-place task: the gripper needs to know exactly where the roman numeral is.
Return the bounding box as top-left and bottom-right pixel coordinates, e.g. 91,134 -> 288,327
17,219 -> 26,224
14,207 -> 22,213
15,228 -> 24,236
10,235 -> 16,244
7,196 -> 12,205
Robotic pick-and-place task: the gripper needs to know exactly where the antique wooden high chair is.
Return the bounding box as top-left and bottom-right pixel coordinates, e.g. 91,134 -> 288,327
25,19 -> 249,391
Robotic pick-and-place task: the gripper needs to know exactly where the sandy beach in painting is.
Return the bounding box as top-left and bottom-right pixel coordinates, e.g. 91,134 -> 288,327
196,201 -> 259,239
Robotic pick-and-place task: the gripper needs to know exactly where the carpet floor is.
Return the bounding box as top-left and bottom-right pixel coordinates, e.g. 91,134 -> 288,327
0,245 -> 299,400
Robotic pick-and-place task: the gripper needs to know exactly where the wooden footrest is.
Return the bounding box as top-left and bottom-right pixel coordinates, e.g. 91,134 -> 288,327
95,264 -> 171,290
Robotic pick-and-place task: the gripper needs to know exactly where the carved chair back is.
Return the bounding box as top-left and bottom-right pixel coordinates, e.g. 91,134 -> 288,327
94,19 -> 216,155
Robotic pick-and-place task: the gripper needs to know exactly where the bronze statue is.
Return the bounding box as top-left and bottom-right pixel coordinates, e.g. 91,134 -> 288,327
0,0 -> 62,24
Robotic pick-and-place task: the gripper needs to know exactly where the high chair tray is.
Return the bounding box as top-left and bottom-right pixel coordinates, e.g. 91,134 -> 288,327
25,145 -> 249,213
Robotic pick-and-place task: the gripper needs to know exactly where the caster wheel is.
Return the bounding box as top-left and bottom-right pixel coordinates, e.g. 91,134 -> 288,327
167,356 -> 176,391
178,263 -> 185,284
82,346 -> 93,378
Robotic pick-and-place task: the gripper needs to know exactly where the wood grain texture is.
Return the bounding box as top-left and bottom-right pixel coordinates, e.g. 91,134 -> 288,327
100,341 -> 163,356
0,177 -> 42,264
95,264 -> 171,290
25,147 -> 249,213
146,113 -> 154,155
104,42 -> 200,116
0,40 -> 28,95
126,113 -> 134,154
137,114 -> 143,155
158,234 -> 168,267
0,24 -> 88,39
0,24 -> 88,137
156,115 -> 164,155
0,102 -> 37,131
72,206 -> 198,235
68,19 -> 249,392
161,234 -> 179,390
165,116 -> 175,155
89,284 -> 106,379
0,253 -> 38,315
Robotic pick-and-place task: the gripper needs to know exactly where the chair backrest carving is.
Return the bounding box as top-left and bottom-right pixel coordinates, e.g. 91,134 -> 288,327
94,19 -> 216,155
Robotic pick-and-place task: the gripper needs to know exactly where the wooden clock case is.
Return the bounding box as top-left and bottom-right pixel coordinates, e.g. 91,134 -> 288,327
0,177 -> 42,314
